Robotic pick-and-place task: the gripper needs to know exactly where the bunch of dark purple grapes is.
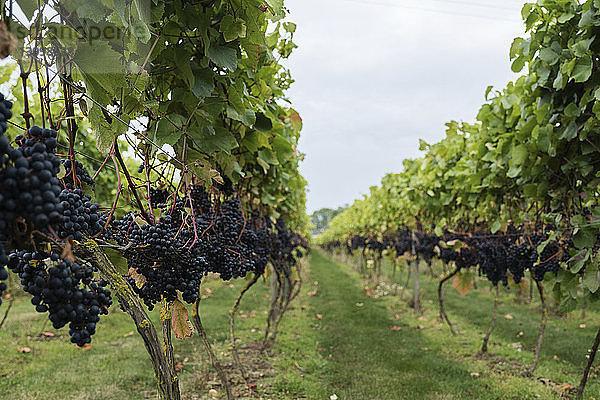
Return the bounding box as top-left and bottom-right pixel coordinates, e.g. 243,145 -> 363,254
102,186 -> 273,309
7,250 -> 111,346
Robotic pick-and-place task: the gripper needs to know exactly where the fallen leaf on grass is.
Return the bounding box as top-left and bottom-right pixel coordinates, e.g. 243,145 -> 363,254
240,314 -> 249,318
553,355 -> 559,360
17,346 -> 31,353
416,324 -> 425,329
579,323 -> 586,329
364,286 -> 378,298
470,372 -> 480,378
308,289 -> 318,297
175,362 -> 184,372
558,384 -> 575,391
507,342 -> 522,351
247,383 -> 257,390
386,305 -> 392,310
209,388 -> 219,398
394,313 -> 400,320
316,314 -> 323,320
504,314 -> 514,320
123,331 -> 135,337
74,343 -> 92,351
40,331 -> 55,338
390,326 -> 402,331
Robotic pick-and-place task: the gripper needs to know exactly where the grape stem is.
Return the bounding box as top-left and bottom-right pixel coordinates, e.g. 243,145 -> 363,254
480,284 -> 499,355
229,273 -> 260,382
80,241 -> 181,400
192,289 -> 233,400
525,281 -> 547,376
438,266 -> 459,335
113,143 -> 155,225
577,325 -> 600,399
186,190 -> 199,249
0,273 -> 14,330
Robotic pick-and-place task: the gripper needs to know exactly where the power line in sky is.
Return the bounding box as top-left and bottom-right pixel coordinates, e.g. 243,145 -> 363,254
339,0 -> 523,23
410,0 -> 521,12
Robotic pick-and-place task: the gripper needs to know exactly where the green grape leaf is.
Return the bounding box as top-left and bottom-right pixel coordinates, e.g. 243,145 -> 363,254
560,121 -> 578,141
76,0 -> 110,22
88,104 -> 128,153
133,0 -> 152,25
220,15 -> 247,42
511,144 -> 528,166
241,109 -> 257,126
151,115 -> 186,147
207,45 -> 238,71
558,12 -> 575,23
510,38 -> 524,59
573,227 -> 596,249
511,56 -> 526,73
73,41 -> 127,103
190,125 -> 238,154
559,293 -> 578,313
572,54 -> 593,82
538,47 -> 560,65
175,48 -> 194,89
16,0 -> 41,19
192,68 -> 214,98
490,221 -> 502,234
583,262 -> 600,293
579,10 -> 595,28
131,20 -> 151,43
564,103 -> 579,118
254,112 -> 272,132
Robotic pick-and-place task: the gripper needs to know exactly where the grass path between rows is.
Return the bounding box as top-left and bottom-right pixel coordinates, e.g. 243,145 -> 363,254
300,250 -> 578,399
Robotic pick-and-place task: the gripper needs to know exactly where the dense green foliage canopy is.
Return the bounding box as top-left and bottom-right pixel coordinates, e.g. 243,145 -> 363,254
9,0 -> 308,230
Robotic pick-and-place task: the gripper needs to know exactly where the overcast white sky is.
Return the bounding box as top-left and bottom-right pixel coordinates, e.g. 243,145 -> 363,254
284,0 -> 527,213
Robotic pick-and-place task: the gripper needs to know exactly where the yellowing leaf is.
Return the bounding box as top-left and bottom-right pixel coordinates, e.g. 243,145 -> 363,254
452,271 -> 472,295
171,300 -> 194,340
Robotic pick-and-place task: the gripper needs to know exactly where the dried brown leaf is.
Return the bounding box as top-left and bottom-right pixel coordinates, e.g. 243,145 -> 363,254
128,267 -> 146,288
171,299 -> 194,340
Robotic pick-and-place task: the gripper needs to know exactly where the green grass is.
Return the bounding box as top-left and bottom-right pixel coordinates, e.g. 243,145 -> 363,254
310,250 -> 600,399
0,276 -> 286,400
1,251 -> 600,399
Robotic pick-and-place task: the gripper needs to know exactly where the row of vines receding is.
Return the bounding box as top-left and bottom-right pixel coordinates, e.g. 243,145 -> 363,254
317,1 -> 600,399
